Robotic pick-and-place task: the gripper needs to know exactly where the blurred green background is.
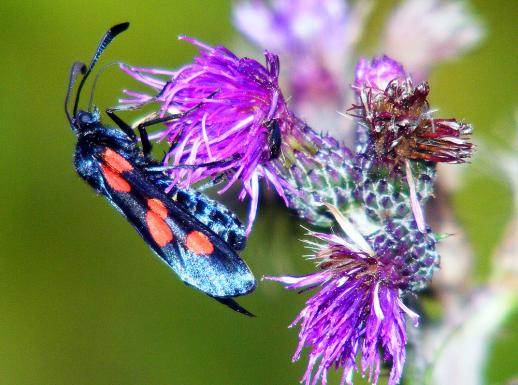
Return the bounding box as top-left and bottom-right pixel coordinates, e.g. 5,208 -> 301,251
0,1 -> 516,384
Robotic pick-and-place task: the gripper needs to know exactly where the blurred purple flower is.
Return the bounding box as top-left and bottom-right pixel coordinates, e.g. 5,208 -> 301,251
354,56 -> 405,91
120,37 -> 298,234
233,0 -> 372,137
267,204 -> 423,385
382,0 -> 484,81
233,0 -> 348,60
233,0 -> 347,101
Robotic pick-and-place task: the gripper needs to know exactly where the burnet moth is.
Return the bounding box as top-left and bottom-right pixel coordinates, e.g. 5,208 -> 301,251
65,23 -> 256,315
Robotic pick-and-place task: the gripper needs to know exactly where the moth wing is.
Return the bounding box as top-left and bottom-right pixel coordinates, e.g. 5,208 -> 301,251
159,225 -> 256,298
97,158 -> 256,299
151,175 -> 247,251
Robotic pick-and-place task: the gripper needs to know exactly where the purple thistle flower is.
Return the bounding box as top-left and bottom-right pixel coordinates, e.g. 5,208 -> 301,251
120,37 -> 359,231
267,204 -> 423,385
120,37 -> 297,233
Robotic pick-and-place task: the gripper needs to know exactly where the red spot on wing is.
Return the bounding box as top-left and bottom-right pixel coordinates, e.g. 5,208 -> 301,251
100,163 -> 131,192
185,231 -> 214,255
147,198 -> 168,219
146,211 -> 173,247
103,148 -> 134,173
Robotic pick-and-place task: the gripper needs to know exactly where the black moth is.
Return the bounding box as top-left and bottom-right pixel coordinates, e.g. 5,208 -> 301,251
64,22 -> 257,315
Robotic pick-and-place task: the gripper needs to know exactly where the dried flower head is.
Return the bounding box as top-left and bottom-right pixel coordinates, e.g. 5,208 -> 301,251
350,56 -> 473,232
351,57 -> 473,168
120,37 -> 296,233
267,205 -> 436,385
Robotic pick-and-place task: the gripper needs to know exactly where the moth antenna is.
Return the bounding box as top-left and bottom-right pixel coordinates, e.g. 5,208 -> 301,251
72,22 -> 129,117
65,61 -> 87,125
87,61 -> 122,112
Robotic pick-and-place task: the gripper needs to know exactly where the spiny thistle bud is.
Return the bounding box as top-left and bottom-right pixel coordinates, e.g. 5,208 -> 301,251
269,123 -> 355,227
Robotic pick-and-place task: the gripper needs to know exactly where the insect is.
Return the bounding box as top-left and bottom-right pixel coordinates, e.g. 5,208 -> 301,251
265,118 -> 282,160
64,23 -> 256,315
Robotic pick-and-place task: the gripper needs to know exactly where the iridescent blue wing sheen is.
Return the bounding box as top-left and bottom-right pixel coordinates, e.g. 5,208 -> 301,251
94,149 -> 256,300
151,174 -> 247,251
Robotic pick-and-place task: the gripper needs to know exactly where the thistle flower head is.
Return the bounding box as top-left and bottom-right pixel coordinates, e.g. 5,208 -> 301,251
267,205 -> 437,385
120,38 -> 295,233
351,56 -> 473,169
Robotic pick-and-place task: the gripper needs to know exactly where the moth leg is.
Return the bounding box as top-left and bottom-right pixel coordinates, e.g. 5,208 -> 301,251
146,153 -> 239,171
106,104 -> 185,158
195,173 -> 228,191
110,89 -> 220,158
134,112 -> 192,159
131,100 -> 213,159
106,106 -> 138,140
135,88 -> 219,132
